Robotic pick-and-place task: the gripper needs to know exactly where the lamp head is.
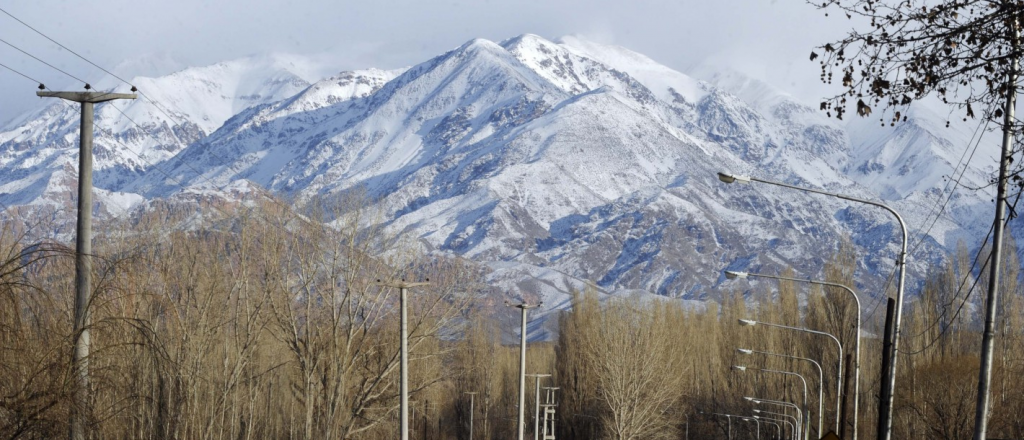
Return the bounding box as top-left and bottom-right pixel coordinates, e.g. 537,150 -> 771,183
731,365 -> 748,372
718,172 -> 751,184
724,270 -> 748,280
753,409 -> 763,414
738,319 -> 757,326
736,348 -> 753,355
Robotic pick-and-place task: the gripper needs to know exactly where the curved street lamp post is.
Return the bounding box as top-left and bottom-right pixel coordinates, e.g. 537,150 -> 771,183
738,348 -> 824,437
730,270 -> 861,440
735,366 -> 811,440
739,319 -> 842,434
718,171 -> 906,440
746,397 -> 803,440
753,416 -> 791,440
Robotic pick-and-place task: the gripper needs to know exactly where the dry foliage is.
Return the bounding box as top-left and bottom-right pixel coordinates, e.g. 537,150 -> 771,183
1,196 -> 1023,440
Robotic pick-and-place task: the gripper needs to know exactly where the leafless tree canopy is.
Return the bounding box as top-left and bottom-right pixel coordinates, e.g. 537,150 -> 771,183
1,196 -> 1023,439
813,0 -> 1021,126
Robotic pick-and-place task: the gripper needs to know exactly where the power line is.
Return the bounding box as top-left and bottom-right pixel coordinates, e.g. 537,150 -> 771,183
0,7 -> 132,86
901,183 -> 1024,356
908,115 -> 991,256
0,30 -> 262,215
0,10 -> 323,224
0,33 -> 319,239
0,60 -> 45,86
0,36 -> 90,87
0,7 -> 191,132
862,114 -> 993,325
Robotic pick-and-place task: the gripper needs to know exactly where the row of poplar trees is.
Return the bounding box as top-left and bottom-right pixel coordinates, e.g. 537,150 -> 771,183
2,196 -> 1024,439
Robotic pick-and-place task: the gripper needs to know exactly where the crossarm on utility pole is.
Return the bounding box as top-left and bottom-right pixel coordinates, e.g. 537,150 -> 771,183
37,90 -> 136,440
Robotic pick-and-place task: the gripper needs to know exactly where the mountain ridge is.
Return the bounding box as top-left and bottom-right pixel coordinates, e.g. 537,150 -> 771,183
0,34 -> 1006,316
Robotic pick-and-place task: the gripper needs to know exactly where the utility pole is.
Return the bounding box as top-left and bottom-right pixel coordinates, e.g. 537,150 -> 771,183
541,386 -> 559,440
38,90 -> 136,440
527,373 -> 551,440
974,18 -> 1020,440
506,300 -> 542,440
379,279 -> 430,440
464,392 -> 476,440
876,298 -> 896,440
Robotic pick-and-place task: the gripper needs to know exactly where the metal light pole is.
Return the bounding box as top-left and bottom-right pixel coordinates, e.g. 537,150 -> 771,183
507,301 -> 542,440
730,269 -> 860,440
465,392 -> 476,440
738,348 -> 824,438
755,415 -> 793,440
746,397 -> 803,440
706,413 -> 761,440
753,417 -> 783,440
739,318 -> 842,434
718,171 -> 907,440
735,366 -> 810,440
755,410 -> 800,440
37,90 -> 137,440
379,280 -> 430,440
527,373 -> 551,440
749,417 -> 761,440
701,412 -> 735,440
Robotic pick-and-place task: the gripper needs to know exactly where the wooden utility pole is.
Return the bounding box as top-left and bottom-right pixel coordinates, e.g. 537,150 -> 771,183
37,90 -> 136,440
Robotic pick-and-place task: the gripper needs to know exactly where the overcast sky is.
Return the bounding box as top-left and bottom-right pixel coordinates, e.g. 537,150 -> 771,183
0,0 -> 850,125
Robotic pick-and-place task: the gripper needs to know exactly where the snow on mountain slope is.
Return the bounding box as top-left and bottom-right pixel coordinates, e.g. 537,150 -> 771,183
120,34 -> 964,314
0,53 -> 330,216
0,34 -> 1004,319
557,35 -> 708,105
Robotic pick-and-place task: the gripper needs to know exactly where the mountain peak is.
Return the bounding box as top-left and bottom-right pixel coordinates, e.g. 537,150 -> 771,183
0,33 -> 1002,309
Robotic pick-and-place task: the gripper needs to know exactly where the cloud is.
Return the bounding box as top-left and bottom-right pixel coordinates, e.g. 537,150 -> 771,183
0,0 -> 849,125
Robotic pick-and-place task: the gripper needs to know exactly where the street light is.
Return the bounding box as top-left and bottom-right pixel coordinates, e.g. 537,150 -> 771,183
755,410 -> 799,440
757,415 -> 786,440
701,412 -> 760,440
507,300 -> 542,440
718,170 -> 907,440
745,397 -> 803,440
735,366 -> 810,440
729,270 -> 861,440
738,348 -> 824,438
737,318 -> 843,434
699,411 -> 733,440
744,416 -> 762,440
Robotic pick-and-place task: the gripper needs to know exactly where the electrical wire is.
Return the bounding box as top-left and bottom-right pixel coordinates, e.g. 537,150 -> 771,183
0,6 -> 131,86
862,113 -> 993,325
0,64 -> 50,221
0,60 -> 44,86
0,18 -> 292,225
0,7 -> 214,144
0,34 -> 329,248
0,36 -> 89,86
901,184 -> 1024,355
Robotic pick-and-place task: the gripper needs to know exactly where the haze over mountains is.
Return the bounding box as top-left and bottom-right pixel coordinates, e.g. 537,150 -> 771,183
0,34 -> 1005,318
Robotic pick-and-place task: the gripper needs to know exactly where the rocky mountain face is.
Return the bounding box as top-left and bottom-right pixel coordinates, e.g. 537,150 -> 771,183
0,34 -> 1005,322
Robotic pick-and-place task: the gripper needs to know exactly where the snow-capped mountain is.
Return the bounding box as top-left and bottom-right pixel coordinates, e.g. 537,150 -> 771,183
0,34 -> 1006,317
0,53 -> 328,218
